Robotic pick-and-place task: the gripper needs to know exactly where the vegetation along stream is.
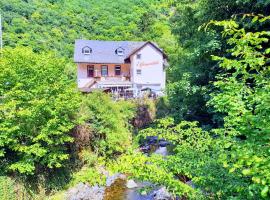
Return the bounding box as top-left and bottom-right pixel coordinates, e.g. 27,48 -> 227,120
0,0 -> 269,199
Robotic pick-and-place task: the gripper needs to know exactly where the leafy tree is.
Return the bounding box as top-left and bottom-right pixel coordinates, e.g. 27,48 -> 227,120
208,16 -> 270,198
167,0 -> 270,124
0,47 -> 79,174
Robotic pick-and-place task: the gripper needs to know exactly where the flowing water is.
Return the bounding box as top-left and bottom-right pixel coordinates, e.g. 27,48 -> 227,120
104,178 -> 155,200
103,137 -> 170,200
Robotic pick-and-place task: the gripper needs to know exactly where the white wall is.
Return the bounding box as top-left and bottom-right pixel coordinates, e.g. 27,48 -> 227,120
130,44 -> 166,91
77,64 -> 93,88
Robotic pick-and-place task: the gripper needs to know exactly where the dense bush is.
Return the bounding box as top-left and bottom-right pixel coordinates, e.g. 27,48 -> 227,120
78,92 -> 136,157
0,47 -> 79,174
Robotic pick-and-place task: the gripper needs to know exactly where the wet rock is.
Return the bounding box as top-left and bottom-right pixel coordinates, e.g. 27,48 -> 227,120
140,145 -> 151,153
159,140 -> 170,147
66,183 -> 105,200
126,179 -> 138,189
153,187 -> 172,200
119,174 -> 127,180
146,136 -> 158,144
186,180 -> 196,189
154,147 -> 168,156
106,173 -> 119,187
106,173 -> 127,187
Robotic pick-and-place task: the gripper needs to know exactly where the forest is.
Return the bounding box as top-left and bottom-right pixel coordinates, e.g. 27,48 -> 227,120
0,0 -> 270,199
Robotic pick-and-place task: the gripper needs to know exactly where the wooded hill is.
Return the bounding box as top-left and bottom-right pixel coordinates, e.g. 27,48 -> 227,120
0,0 -> 270,199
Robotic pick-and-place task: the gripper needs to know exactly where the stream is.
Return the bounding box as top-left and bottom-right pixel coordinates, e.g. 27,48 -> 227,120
104,178 -> 155,200
66,137 -> 172,200
103,136 -> 170,200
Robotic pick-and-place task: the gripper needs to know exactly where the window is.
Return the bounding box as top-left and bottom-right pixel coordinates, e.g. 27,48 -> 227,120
87,65 -> 94,77
136,69 -> 142,75
101,65 -> 108,76
136,54 -> 141,59
82,46 -> 92,55
115,65 -> 121,76
115,47 -> 125,56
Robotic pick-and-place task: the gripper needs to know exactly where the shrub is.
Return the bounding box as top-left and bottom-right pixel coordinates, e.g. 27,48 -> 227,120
0,176 -> 16,200
78,91 -> 136,157
0,47 -> 80,174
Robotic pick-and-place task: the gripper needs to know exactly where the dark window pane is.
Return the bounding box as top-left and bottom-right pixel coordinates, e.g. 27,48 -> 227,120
87,65 -> 94,77
115,65 -> 121,75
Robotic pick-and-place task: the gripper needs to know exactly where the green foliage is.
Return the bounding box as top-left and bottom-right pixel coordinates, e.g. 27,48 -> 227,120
167,73 -> 207,122
208,16 -> 270,198
0,47 -> 79,174
0,175 -> 35,200
0,0 -> 175,58
138,118 -> 252,199
167,0 -> 270,124
69,166 -> 106,187
79,92 -> 136,157
109,152 -> 202,199
0,176 -> 16,200
155,96 -> 170,119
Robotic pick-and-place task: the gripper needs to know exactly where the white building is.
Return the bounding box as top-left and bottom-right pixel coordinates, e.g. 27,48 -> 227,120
74,40 -> 168,97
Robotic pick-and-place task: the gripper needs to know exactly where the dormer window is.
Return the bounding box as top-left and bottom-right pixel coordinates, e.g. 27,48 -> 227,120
115,47 -> 124,56
82,46 -> 92,55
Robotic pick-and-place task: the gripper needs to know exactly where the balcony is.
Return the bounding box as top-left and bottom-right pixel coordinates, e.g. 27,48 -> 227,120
94,71 -> 130,81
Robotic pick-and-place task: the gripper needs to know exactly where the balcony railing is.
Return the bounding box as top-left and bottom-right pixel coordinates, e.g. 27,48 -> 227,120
94,71 -> 130,78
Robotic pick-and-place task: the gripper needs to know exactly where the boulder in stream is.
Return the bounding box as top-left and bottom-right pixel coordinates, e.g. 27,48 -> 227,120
146,136 -> 158,144
152,187 -> 172,200
154,147 -> 168,156
126,179 -> 138,189
159,140 -> 170,147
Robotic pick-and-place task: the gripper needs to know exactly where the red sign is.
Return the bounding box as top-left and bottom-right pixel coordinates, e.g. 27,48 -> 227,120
139,61 -> 160,67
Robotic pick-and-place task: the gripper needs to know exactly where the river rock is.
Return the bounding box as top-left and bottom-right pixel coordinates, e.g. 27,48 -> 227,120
154,147 -> 168,156
126,179 -> 138,189
153,187 -> 172,200
140,145 -> 151,153
159,140 -> 170,147
146,136 -> 158,144
106,173 -> 127,187
66,183 -> 105,200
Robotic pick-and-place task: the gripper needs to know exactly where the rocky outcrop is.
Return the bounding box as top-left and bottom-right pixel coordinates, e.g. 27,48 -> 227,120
66,183 -> 105,200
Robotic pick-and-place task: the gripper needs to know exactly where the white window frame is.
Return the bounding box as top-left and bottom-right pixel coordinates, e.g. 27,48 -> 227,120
82,46 -> 92,55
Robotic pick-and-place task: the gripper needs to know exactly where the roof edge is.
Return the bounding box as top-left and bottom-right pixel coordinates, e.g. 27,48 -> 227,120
125,41 -> 168,61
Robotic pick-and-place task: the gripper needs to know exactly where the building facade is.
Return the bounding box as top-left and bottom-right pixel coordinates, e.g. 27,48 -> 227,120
74,40 -> 168,97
